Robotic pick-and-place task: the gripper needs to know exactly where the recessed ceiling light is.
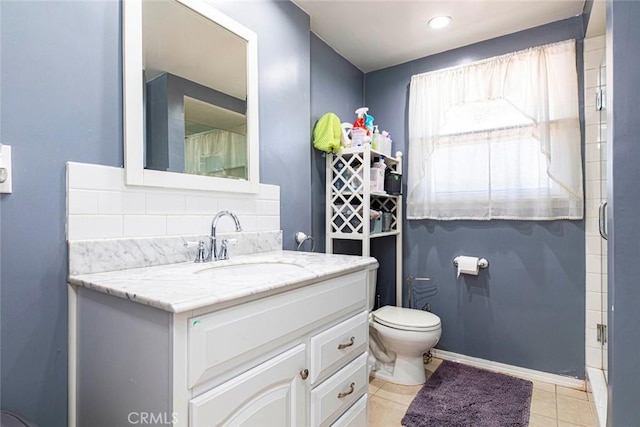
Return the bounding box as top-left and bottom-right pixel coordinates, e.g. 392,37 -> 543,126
428,16 -> 452,30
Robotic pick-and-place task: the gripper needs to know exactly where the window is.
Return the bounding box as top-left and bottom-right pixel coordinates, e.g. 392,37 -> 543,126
407,39 -> 583,220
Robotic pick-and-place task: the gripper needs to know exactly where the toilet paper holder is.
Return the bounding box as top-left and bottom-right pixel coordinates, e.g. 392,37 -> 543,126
453,256 -> 489,269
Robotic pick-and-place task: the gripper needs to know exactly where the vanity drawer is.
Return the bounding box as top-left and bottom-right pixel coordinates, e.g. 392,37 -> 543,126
188,270 -> 367,389
309,310 -> 368,385
331,395 -> 367,427
310,353 -> 368,427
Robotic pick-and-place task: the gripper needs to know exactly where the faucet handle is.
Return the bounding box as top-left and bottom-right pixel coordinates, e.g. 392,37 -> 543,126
217,238 -> 237,261
185,240 -> 208,263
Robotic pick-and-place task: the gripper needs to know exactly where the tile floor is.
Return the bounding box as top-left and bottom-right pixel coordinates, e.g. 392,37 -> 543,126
368,358 -> 599,427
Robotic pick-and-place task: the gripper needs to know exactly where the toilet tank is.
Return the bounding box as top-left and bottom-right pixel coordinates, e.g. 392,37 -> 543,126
368,265 -> 378,311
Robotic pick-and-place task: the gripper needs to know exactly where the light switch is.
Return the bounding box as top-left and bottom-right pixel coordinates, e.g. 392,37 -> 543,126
0,145 -> 12,194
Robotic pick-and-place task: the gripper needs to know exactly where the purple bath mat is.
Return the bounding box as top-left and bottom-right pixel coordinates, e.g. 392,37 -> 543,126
402,360 -> 533,427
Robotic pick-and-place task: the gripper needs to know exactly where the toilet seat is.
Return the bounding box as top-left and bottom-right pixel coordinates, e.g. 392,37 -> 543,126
373,306 -> 441,332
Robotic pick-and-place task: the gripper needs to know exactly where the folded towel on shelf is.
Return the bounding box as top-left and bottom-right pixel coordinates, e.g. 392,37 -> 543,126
313,112 -> 342,153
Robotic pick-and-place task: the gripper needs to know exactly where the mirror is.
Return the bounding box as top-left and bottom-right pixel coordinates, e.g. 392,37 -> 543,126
123,0 -> 260,193
183,96 -> 248,179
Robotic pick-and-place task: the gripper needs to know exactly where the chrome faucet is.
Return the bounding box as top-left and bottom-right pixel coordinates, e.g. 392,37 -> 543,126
210,210 -> 242,261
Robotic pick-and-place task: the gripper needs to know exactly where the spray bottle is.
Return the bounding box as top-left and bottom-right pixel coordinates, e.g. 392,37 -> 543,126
352,107 -> 370,146
353,107 -> 369,133
365,113 -> 375,136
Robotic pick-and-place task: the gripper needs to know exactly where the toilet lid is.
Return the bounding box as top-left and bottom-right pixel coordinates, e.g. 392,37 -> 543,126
373,306 -> 441,332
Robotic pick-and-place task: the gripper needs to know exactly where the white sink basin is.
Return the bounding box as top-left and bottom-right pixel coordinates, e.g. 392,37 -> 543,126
195,261 -> 306,278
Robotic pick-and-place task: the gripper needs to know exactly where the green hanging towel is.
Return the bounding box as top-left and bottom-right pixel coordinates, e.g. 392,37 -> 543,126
313,112 -> 342,153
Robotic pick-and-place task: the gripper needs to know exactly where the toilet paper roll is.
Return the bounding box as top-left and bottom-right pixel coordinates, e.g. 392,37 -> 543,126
456,256 -> 480,278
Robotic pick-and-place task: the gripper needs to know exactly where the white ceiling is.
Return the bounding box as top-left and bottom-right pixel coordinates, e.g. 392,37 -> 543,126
294,0 -> 587,72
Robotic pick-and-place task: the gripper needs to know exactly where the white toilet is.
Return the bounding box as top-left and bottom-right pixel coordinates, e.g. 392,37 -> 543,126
368,268 -> 442,386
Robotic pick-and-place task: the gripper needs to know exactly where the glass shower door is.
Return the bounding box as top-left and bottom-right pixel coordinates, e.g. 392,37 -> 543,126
596,52 -> 608,381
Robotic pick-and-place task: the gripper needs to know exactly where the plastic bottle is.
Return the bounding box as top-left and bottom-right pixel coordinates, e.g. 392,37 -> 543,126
352,128 -> 366,147
341,122 -> 353,147
370,156 -> 386,193
379,130 -> 392,156
364,113 -> 375,136
372,156 -> 387,170
383,131 -> 392,144
352,108 -> 370,146
371,126 -> 380,150
353,107 -> 369,133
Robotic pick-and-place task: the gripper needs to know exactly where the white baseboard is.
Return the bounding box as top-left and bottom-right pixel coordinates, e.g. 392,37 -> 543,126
432,349 -> 585,390
586,367 -> 608,427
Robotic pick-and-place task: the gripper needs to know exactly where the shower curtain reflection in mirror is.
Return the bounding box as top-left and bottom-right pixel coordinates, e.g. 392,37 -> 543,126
182,94 -> 247,179
184,129 -> 247,179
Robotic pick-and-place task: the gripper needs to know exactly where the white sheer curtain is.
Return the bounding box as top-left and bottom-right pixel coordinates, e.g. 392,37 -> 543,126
184,129 -> 247,178
407,39 -> 583,220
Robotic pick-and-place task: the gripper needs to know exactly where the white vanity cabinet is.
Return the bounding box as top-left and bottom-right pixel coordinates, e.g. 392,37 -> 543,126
70,267 -> 371,427
189,344 -> 307,426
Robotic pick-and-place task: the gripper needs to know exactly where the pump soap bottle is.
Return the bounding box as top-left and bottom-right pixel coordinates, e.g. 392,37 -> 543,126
371,126 -> 381,151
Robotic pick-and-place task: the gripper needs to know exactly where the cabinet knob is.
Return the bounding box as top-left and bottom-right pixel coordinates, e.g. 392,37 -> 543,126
300,369 -> 309,380
337,382 -> 355,399
337,336 -> 355,350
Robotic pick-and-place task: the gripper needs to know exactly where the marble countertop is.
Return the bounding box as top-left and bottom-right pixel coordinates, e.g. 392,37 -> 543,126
68,251 -> 378,313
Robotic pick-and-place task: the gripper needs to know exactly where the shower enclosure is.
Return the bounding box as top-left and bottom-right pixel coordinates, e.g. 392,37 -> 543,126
584,36 -> 608,426
596,50 -> 608,384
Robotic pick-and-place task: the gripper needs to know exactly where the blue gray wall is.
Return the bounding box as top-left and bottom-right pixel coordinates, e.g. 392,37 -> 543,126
310,33 -> 364,253
211,0 -> 311,247
1,2 -> 122,424
0,0 -> 312,424
308,34 -> 397,297
606,0 -> 640,424
364,18 -> 587,377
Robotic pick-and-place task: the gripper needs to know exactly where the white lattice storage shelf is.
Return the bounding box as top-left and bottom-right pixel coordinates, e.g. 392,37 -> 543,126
331,203 -> 365,235
370,230 -> 400,238
329,229 -> 399,240
327,145 -> 403,240
329,196 -> 399,238
339,147 -> 400,165
330,230 -> 399,240
326,143 -> 404,307
371,194 -> 400,232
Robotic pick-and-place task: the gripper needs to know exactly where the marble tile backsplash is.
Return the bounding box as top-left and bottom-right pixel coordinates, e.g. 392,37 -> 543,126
68,231 -> 283,275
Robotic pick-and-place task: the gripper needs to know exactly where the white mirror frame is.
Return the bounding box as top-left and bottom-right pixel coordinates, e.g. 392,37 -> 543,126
123,0 -> 260,193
